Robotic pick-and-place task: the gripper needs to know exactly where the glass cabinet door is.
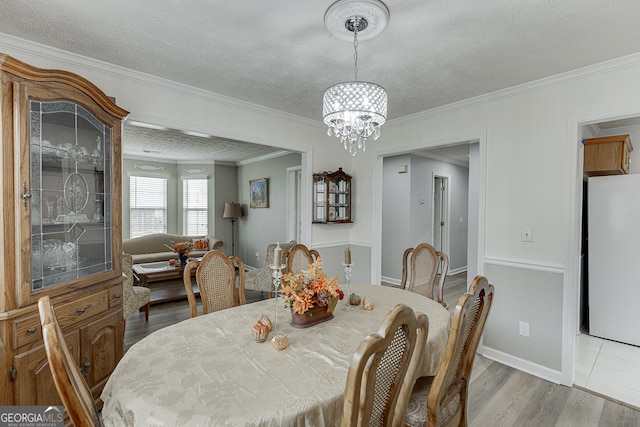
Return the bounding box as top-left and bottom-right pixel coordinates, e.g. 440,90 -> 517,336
313,176 -> 326,222
30,100 -> 112,291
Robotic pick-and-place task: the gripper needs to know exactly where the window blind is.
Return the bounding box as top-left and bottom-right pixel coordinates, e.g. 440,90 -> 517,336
130,176 -> 167,238
183,178 -> 208,235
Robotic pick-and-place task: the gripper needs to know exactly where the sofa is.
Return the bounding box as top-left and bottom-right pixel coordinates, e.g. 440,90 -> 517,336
123,233 -> 223,264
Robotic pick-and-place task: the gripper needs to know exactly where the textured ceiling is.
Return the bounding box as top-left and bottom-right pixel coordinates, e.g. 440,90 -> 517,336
2,0 -> 640,162
123,124 -> 286,163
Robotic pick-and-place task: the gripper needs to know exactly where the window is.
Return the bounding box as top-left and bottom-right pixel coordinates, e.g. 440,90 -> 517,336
130,175 -> 167,238
183,178 -> 208,235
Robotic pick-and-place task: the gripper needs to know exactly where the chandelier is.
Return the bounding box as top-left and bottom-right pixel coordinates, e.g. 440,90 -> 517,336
323,0 -> 389,156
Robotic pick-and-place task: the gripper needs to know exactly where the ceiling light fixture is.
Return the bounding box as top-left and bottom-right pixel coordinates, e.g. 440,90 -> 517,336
323,0 -> 389,156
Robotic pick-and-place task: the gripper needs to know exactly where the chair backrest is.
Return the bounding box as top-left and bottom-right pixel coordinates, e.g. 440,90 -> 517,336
426,275 -> 494,427
341,304 -> 429,427
285,243 -> 320,275
183,250 -> 245,317
38,296 -> 102,426
434,251 -> 449,307
400,243 -> 449,306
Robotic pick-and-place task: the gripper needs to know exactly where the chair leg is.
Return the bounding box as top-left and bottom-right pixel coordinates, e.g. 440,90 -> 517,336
144,303 -> 150,321
122,318 -> 127,335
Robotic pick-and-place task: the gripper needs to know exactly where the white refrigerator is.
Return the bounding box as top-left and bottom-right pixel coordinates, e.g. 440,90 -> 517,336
588,174 -> 640,346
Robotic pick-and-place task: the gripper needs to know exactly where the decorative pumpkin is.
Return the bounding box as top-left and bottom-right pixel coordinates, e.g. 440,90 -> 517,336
271,333 -> 288,350
251,322 -> 270,343
259,315 -> 273,333
349,293 -> 361,306
363,296 -> 374,311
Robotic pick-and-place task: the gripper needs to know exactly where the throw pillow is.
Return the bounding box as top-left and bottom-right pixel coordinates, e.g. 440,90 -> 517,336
192,238 -> 209,251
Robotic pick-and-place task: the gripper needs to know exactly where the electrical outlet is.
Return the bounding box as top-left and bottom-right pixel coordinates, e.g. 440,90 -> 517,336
255,252 -> 260,259
521,227 -> 533,242
519,321 -> 530,337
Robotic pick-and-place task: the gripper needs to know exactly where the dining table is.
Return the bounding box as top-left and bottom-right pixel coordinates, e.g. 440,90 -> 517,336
100,284 -> 451,427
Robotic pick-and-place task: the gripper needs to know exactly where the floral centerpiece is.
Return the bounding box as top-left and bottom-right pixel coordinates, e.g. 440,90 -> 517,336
164,240 -> 194,267
280,258 -> 343,317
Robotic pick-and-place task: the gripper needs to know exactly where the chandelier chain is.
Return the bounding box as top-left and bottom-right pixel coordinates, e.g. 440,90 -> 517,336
352,18 -> 359,81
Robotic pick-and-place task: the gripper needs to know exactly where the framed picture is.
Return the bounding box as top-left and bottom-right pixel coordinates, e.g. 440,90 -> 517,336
250,178 -> 269,208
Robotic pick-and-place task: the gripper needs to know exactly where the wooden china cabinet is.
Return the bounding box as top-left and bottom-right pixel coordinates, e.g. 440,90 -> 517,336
0,54 -> 129,407
312,168 -> 352,223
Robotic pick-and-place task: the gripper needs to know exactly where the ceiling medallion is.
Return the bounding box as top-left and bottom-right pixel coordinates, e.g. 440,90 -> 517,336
322,0 -> 389,156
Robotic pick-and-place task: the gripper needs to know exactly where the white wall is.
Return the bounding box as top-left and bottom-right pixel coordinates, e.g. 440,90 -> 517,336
237,153 -> 302,268
7,34 -> 640,384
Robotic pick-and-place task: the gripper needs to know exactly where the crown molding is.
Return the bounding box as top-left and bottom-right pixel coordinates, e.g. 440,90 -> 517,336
0,32 -> 321,128
236,150 -> 296,166
387,51 -> 640,128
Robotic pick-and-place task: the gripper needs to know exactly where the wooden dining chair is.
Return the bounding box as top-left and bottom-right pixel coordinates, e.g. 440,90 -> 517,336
400,243 -> 449,307
404,275 -> 494,427
183,250 -> 246,317
341,304 -> 429,427
38,295 -> 103,427
285,243 -> 320,275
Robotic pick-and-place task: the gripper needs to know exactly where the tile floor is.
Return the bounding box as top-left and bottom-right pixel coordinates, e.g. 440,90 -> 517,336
575,333 -> 640,409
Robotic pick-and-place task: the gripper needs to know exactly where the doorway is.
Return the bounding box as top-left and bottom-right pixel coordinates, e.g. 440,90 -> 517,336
432,174 -> 449,257
287,166 -> 302,243
570,116 -> 640,407
377,140 -> 481,286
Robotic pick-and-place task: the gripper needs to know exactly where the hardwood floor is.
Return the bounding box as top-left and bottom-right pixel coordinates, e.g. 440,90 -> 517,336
123,273 -> 640,425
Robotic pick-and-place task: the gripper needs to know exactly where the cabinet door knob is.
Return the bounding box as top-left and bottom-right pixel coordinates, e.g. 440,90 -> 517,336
27,327 -> 37,334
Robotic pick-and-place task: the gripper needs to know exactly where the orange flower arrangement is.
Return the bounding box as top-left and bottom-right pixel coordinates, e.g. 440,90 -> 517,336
164,240 -> 193,257
280,258 -> 343,315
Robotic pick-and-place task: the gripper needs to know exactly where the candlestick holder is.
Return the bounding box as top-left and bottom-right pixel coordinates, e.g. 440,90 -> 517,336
341,262 -> 354,311
270,264 -> 285,331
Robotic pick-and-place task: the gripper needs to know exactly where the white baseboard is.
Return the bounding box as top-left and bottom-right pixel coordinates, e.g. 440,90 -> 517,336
479,344 -> 562,384
447,266 -> 467,276
380,276 -> 400,286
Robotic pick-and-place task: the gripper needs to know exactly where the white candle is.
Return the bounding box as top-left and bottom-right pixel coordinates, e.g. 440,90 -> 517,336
273,242 -> 282,267
345,245 -> 351,264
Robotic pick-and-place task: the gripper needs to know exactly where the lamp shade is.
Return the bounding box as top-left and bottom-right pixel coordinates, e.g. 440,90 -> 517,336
223,202 -> 243,219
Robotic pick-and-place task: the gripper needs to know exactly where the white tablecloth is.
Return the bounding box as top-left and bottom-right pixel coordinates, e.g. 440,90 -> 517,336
101,284 -> 451,427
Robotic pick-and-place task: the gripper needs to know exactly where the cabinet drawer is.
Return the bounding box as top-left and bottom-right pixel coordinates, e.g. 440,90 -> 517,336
54,290 -> 110,329
108,283 -> 124,308
13,313 -> 42,349
13,290 -> 110,349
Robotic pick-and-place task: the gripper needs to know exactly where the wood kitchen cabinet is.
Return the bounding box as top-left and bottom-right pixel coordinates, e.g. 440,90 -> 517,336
584,134 -> 633,176
0,54 -> 128,407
